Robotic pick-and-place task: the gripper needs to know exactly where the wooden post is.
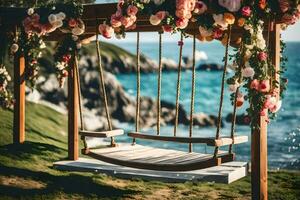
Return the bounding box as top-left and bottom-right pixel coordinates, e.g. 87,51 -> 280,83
67,51 -> 79,160
251,23 -> 281,200
13,52 -> 25,144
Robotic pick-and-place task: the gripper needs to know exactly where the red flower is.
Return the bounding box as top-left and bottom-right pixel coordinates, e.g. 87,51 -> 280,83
162,25 -> 172,33
258,0 -> 267,10
258,52 -> 268,61
178,41 -> 184,46
241,6 -> 252,17
212,28 -> 223,39
63,54 -> 71,63
68,18 -> 78,28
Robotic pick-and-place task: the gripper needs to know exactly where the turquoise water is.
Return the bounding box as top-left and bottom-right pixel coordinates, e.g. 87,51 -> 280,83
109,38 -> 300,170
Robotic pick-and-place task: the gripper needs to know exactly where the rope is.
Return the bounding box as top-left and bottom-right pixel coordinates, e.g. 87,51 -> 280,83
133,32 -> 141,144
174,34 -> 184,136
214,25 -> 232,157
189,35 -> 196,153
95,27 -> 115,146
229,43 -> 244,154
74,50 -> 88,149
157,32 -> 163,135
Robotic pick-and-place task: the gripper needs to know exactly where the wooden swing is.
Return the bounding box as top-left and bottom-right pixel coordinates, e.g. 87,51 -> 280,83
76,25 -> 248,171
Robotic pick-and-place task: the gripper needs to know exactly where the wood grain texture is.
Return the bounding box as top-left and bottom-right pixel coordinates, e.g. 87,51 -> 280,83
83,144 -> 234,171
79,129 -> 124,138
68,53 -> 79,160
128,132 -> 247,147
13,53 -> 25,144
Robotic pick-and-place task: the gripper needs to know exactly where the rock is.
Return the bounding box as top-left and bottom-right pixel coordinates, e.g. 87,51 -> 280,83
25,87 -> 41,103
198,63 -> 223,71
192,112 -> 223,127
225,113 -> 250,125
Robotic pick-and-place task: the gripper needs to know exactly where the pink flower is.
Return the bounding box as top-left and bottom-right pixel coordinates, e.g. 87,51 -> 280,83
259,80 -> 270,93
260,109 -> 267,116
155,11 -> 168,20
212,28 -> 223,39
278,0 -> 290,13
258,52 -> 267,61
117,0 -> 124,10
250,79 -> 260,90
176,18 -> 189,29
121,16 -> 136,28
162,25 -> 172,32
242,67 -> 255,78
281,14 -> 297,25
241,6 -> 251,17
176,8 -> 190,19
127,5 -> 138,16
98,23 -> 114,39
194,1 -> 207,14
111,14 -> 122,28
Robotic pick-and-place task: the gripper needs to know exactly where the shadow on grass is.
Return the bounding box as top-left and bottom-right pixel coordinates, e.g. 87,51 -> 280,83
0,142 -> 65,162
0,142 -> 137,198
0,165 -> 136,198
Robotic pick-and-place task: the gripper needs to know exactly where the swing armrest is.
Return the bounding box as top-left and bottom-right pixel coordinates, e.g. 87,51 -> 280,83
79,129 -> 124,138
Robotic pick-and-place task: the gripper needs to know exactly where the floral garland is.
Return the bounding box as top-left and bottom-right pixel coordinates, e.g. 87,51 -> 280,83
10,1 -> 85,87
0,64 -> 13,108
0,2 -> 85,108
97,0 -> 300,129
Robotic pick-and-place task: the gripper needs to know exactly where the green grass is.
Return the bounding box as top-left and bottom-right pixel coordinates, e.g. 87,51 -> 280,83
0,102 -> 300,199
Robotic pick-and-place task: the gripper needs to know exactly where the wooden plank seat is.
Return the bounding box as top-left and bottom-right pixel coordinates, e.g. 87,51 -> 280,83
79,129 -> 124,138
82,144 -> 235,171
128,132 -> 248,147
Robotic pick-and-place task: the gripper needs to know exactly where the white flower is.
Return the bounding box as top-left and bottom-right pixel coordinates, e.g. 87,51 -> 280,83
242,66 -> 255,78
149,15 -> 161,25
213,14 -> 228,29
72,35 -> 79,41
218,0 -> 241,12
48,14 -> 57,24
39,41 -> 46,49
153,0 -> 165,5
76,43 -> 82,49
53,20 -> 63,28
56,12 -> 66,20
10,43 -> 19,53
27,8 -> 34,15
229,82 -> 240,92
199,26 -> 213,37
72,27 -> 84,35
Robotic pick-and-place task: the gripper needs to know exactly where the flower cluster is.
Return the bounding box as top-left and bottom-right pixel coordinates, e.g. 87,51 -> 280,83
278,0 -> 300,26
9,2 -> 85,88
54,35 -> 82,87
0,65 -> 13,109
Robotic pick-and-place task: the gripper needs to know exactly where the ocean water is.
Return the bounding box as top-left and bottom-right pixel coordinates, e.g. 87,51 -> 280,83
107,36 -> 300,170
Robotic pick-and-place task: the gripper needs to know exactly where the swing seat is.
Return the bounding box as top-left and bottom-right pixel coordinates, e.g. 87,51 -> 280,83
79,129 -> 124,138
82,144 -> 235,171
128,132 -> 248,147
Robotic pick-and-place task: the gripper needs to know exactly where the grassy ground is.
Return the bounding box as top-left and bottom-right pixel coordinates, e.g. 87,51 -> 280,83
0,102 -> 299,200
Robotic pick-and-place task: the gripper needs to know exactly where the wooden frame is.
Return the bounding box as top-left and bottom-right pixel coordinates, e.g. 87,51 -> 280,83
79,129 -> 124,138
13,51 -> 25,144
0,3 -> 282,199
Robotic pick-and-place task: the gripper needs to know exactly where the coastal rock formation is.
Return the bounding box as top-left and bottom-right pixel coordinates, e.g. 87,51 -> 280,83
197,63 -> 223,71
225,113 -> 250,125
30,41 -> 223,130
192,113 -> 223,127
